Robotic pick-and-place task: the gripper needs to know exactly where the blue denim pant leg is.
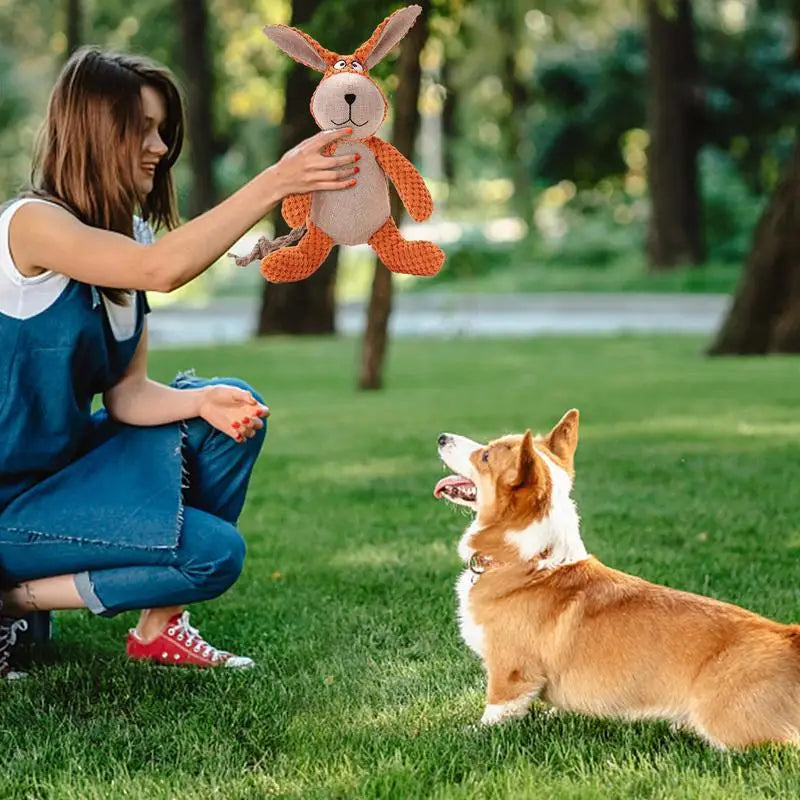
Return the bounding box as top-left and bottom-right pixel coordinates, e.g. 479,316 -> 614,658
178,376 -> 268,524
0,375 -> 267,616
0,507 -> 245,616
85,374 -> 267,614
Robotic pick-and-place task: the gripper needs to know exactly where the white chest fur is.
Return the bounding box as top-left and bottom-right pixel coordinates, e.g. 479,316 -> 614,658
456,569 -> 484,658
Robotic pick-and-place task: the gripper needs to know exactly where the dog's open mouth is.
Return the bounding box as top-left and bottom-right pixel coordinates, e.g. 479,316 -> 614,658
434,475 -> 477,503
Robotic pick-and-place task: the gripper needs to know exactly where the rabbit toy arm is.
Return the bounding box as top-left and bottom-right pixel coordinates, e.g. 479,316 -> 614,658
365,136 -> 434,223
281,193 -> 312,227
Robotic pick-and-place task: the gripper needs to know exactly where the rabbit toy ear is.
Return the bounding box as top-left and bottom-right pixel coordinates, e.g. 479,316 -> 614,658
354,4 -> 422,69
263,25 -> 337,73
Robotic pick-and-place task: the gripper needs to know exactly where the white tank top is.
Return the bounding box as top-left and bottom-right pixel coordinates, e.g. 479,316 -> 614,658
0,199 -> 153,340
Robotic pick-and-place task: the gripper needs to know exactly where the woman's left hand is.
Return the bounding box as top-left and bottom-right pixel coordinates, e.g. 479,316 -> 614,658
197,385 -> 269,443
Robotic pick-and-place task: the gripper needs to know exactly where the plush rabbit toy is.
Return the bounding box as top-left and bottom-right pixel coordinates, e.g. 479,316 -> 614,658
233,4 -> 445,284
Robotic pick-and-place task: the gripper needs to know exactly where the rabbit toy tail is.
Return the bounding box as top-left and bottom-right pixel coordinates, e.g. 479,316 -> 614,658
228,225 -> 308,267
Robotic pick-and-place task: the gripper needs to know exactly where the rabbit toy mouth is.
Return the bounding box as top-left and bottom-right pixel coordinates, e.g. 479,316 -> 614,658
331,116 -> 370,127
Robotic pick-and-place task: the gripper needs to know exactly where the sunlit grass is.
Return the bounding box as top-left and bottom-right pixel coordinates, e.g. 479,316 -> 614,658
3,335 -> 800,799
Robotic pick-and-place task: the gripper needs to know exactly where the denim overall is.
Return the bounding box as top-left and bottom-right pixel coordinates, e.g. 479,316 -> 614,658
0,201 -> 265,617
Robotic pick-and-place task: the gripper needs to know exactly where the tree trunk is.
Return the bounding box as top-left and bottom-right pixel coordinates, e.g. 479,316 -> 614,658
256,0 -> 339,336
497,5 -> 533,227
441,57 -> 457,186
708,140 -> 800,354
358,0 -> 429,390
645,0 -> 704,269
65,0 -> 83,58
176,0 -> 217,218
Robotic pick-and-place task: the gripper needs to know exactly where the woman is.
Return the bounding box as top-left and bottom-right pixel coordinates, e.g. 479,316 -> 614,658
0,47 -> 358,678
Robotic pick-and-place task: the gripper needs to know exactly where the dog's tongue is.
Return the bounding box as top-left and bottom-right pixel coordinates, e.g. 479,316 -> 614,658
433,475 -> 474,498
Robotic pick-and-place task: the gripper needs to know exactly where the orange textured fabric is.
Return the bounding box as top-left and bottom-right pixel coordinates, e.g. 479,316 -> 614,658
369,217 -> 444,277
260,220 -> 334,283
281,193 -> 312,227
366,137 -> 434,222
352,16 -> 391,64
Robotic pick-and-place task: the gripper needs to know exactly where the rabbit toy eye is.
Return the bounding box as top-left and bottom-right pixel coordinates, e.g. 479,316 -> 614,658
351,61 -> 364,72
333,59 -> 347,70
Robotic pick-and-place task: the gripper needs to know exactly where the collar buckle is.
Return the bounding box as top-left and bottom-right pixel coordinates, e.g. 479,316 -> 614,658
469,553 -> 489,576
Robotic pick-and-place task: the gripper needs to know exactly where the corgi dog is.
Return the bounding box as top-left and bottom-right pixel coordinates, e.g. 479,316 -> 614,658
434,410 -> 800,749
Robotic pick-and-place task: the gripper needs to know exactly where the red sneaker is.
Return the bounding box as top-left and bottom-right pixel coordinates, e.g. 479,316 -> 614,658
126,611 -> 254,669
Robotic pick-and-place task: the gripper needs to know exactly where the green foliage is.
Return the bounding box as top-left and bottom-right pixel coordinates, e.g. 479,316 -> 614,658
0,46 -> 30,196
425,146 -> 756,293
528,9 -> 800,195
311,0 -> 408,58
701,148 -> 765,262
532,27 -> 646,185
699,10 -> 800,193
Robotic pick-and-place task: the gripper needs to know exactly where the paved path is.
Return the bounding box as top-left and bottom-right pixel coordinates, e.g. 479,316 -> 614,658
146,292 -> 731,347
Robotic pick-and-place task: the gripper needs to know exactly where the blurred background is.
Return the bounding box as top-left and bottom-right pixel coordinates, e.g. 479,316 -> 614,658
1,0 -> 799,385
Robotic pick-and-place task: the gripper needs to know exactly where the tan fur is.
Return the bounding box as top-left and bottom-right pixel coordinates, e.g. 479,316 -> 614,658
437,411 -> 800,749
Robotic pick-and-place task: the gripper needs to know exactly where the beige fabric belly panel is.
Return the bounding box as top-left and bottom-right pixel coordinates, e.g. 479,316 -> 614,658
310,141 -> 390,246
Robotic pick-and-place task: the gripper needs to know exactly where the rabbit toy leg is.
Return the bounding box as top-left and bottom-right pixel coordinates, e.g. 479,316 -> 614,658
368,218 -> 444,277
259,220 -> 335,283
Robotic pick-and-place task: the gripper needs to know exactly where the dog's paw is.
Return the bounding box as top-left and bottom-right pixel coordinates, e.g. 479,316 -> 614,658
480,704 -> 513,726
480,693 -> 537,726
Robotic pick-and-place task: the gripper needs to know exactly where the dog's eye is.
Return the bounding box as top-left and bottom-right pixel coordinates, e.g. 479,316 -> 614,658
481,449 -> 489,462
351,60 -> 364,72
334,60 -> 347,70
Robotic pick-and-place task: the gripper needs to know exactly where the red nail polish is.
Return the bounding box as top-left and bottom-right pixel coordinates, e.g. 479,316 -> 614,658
353,166 -> 360,174
232,421 -> 240,429
236,434 -> 243,442
242,417 -> 250,424
354,154 -> 361,161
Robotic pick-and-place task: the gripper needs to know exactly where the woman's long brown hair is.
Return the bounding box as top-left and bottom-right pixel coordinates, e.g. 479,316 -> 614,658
28,47 -> 185,303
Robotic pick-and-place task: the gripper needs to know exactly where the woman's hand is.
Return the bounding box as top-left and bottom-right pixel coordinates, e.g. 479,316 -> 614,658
272,128 -> 360,196
197,385 -> 269,443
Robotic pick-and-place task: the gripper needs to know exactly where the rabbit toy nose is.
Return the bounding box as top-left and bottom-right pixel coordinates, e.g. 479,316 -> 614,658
344,93 -> 356,106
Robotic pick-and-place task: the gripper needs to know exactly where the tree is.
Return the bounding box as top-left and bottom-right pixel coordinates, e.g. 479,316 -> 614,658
645,0 -> 704,269
709,0 -> 800,354
66,0 -> 83,57
708,139 -> 800,354
256,0 -> 340,336
175,0 -> 217,218
358,0 -> 430,390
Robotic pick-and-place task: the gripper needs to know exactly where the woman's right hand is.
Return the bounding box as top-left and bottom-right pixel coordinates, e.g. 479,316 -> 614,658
272,128 -> 360,196
197,385 -> 269,443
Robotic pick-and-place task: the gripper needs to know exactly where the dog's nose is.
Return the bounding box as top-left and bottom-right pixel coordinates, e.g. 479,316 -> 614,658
344,93 -> 356,106
438,434 -> 450,448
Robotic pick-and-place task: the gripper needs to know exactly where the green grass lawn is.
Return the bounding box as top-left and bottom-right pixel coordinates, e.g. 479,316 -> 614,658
3,335 -> 800,799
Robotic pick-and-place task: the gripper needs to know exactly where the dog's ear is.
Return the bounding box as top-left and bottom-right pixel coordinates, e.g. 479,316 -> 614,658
513,429 -> 538,488
546,409 -> 579,469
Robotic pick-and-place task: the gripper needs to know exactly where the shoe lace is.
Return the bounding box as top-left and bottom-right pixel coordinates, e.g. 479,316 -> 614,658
167,612 -> 225,662
0,617 -> 28,677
